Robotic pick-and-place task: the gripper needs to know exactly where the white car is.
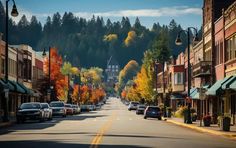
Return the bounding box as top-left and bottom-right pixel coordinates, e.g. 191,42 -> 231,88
128,101 -> 139,111
72,105 -> 81,114
41,103 -> 53,120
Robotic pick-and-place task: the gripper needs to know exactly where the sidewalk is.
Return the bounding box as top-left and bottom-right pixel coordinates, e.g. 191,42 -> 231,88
0,117 -> 16,128
164,117 -> 236,140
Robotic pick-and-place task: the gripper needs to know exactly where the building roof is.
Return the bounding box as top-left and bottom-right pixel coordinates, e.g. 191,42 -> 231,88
107,56 -> 119,66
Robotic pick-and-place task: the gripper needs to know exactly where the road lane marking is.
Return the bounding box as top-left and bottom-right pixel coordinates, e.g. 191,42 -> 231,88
90,111 -> 117,148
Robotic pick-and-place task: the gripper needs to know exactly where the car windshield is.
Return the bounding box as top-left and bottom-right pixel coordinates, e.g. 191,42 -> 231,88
21,103 -> 41,109
138,106 -> 146,108
131,102 -> 139,105
41,104 -> 49,109
50,102 -> 64,107
148,107 -> 160,112
65,104 -> 71,107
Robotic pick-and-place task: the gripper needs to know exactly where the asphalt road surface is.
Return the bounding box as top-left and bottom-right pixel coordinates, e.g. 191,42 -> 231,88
0,97 -> 236,148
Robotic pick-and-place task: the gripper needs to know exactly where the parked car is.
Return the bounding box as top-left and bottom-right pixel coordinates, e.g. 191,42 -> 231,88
65,104 -> 74,115
72,105 -> 81,114
136,105 -> 146,115
16,102 -> 45,123
128,101 -> 139,111
50,101 -> 66,117
41,103 -> 53,120
96,103 -> 102,110
80,105 -> 90,112
144,106 -> 162,120
88,105 -> 96,111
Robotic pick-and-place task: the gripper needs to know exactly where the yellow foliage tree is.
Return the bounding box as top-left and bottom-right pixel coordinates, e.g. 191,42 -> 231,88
124,31 -> 137,46
134,65 -> 154,102
103,34 -> 118,42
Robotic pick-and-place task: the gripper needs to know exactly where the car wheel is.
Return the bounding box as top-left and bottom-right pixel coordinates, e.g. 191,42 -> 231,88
158,117 -> 162,120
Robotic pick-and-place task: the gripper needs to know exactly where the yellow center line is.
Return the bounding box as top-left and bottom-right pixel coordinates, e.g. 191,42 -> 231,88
90,111 -> 117,148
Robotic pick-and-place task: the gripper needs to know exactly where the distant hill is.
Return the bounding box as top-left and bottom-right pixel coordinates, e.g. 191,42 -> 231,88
0,2 -> 201,69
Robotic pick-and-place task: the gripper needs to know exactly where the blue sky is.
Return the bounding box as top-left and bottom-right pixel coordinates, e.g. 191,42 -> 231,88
2,0 -> 203,29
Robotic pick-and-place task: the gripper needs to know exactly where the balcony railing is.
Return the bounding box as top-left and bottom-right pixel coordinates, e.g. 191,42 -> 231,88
192,61 -> 211,78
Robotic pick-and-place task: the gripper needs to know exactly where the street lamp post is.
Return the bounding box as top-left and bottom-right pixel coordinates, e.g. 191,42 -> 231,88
175,27 -> 199,124
154,61 -> 158,106
3,0 -> 18,122
42,47 -> 52,102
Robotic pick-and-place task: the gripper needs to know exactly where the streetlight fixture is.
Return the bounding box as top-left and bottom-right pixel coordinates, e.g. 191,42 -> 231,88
3,0 -> 18,122
175,27 -> 199,124
42,47 -> 52,102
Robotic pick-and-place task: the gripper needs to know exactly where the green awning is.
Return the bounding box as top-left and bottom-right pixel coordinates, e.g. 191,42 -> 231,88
0,79 -> 8,91
229,79 -> 236,90
8,80 -> 26,94
192,85 -> 210,99
17,82 -> 33,95
0,79 -> 15,91
222,76 -> 236,89
206,76 -> 232,96
171,93 -> 184,100
190,88 -> 197,98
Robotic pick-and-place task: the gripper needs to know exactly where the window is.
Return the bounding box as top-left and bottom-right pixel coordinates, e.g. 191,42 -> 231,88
108,65 -> 111,68
174,72 -> 183,85
226,34 -> 236,62
1,57 -> 4,74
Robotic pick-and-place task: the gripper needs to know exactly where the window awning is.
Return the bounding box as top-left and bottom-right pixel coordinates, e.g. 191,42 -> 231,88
222,76 -> 236,89
0,79 -> 8,92
8,80 -> 26,94
0,79 -> 15,91
192,85 -> 210,99
17,82 -> 33,95
206,76 -> 233,96
190,88 -> 197,98
170,93 -> 184,100
229,78 -> 236,90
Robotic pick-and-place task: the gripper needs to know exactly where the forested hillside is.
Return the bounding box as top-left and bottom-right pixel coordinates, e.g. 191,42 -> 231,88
0,1 -> 201,69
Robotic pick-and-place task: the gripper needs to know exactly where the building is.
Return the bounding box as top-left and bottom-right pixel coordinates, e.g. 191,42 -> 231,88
105,56 -> 119,86
0,33 -> 45,122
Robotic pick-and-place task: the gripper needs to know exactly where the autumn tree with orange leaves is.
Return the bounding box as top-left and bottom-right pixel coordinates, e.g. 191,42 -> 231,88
44,48 -> 67,100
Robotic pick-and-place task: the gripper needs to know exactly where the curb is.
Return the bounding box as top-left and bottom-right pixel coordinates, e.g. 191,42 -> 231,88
164,118 -> 236,140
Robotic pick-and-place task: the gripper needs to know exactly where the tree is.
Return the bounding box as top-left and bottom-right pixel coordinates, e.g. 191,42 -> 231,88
124,31 -> 137,46
118,60 -> 139,94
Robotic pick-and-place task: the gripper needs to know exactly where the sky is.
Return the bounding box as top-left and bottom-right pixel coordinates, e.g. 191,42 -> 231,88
2,0 -> 203,29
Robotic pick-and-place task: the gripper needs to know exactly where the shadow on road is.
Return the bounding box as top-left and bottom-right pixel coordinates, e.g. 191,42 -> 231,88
0,112 -> 106,135
103,134 -> 185,139
0,140 -> 151,148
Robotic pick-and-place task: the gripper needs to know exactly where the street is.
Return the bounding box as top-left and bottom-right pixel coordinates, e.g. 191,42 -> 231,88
0,97 -> 236,148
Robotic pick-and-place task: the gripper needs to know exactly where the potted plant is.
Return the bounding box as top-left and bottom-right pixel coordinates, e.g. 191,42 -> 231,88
182,106 -> 189,123
218,114 -> 231,131
190,108 -> 197,122
192,113 -> 198,122
203,115 -> 211,126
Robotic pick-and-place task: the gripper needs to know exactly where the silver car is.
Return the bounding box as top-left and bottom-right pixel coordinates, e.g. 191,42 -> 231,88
50,101 -> 66,117
128,101 -> 139,111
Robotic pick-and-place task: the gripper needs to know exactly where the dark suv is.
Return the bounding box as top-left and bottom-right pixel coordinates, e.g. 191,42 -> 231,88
144,106 -> 162,120
16,102 -> 45,123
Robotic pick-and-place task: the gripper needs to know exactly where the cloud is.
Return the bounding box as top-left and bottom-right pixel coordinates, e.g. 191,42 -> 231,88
74,6 -> 202,18
10,6 -> 201,24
